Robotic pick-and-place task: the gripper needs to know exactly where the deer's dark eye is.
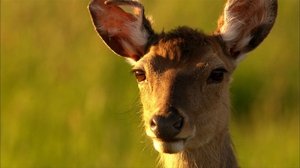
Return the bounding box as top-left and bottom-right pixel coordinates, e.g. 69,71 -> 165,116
133,70 -> 146,82
207,68 -> 227,84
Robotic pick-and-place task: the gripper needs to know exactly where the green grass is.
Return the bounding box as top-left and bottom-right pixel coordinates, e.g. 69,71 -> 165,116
1,0 -> 299,167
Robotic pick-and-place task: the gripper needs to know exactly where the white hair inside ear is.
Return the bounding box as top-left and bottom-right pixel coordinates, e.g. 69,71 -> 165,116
216,0 -> 277,64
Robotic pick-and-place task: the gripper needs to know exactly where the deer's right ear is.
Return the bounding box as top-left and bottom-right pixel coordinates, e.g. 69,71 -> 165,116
88,0 -> 155,61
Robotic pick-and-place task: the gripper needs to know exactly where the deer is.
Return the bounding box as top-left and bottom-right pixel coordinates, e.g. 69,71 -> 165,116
88,0 -> 277,167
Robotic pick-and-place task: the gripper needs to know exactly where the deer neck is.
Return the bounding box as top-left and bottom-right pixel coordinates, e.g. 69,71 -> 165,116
159,131 -> 238,168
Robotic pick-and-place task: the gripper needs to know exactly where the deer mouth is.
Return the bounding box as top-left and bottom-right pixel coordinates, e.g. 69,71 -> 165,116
146,128 -> 187,153
152,138 -> 186,153
146,123 -> 196,153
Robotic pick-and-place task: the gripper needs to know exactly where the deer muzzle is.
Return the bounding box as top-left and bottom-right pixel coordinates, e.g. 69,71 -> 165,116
146,107 -> 195,153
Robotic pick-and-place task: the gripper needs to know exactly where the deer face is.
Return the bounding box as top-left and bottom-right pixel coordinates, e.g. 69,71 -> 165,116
89,0 -> 277,154
132,30 -> 234,153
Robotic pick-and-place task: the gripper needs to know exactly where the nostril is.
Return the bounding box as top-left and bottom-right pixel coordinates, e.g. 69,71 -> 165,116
150,117 -> 158,131
173,116 -> 184,130
149,109 -> 184,140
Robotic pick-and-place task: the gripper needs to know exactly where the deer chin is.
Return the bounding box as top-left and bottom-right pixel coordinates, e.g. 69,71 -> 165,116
152,138 -> 186,154
146,125 -> 196,153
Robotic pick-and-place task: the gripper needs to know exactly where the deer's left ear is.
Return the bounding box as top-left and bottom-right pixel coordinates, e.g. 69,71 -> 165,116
215,0 -> 278,62
88,0 -> 155,61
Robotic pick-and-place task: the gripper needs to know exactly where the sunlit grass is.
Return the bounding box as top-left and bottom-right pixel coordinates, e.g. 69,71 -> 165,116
1,0 -> 299,167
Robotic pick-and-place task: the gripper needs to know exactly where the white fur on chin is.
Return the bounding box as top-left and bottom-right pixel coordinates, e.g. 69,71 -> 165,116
153,139 -> 185,154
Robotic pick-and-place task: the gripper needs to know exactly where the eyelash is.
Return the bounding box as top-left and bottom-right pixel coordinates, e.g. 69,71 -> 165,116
207,68 -> 227,84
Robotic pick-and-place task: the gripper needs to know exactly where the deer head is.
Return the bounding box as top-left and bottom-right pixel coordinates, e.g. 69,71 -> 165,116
88,0 -> 277,154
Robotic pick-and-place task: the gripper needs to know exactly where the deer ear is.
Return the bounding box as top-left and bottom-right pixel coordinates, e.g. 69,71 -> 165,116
88,0 -> 155,61
215,0 -> 277,62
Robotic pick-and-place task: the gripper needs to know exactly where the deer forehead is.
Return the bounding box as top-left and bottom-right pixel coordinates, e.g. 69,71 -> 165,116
134,32 -> 233,76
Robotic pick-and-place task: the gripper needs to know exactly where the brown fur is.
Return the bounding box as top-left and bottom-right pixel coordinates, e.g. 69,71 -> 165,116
160,131 -> 237,168
88,0 -> 277,167
137,27 -> 237,167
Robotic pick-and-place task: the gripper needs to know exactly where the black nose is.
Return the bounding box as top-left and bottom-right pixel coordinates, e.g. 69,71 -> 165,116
150,107 -> 184,141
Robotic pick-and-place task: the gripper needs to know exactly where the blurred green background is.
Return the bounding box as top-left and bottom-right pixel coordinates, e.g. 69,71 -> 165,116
1,0 -> 299,167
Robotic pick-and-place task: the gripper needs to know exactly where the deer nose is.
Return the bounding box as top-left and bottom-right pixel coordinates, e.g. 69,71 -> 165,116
150,108 -> 184,141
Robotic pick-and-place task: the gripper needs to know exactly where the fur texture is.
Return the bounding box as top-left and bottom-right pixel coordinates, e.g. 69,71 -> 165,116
216,0 -> 278,61
89,0 -> 277,167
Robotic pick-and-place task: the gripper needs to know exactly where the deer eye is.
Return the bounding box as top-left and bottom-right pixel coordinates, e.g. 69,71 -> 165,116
207,68 -> 227,84
133,69 -> 146,82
